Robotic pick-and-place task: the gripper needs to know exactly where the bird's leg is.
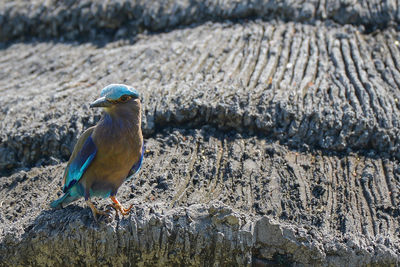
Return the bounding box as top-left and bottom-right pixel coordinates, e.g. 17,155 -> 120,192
108,196 -> 133,216
86,200 -> 110,222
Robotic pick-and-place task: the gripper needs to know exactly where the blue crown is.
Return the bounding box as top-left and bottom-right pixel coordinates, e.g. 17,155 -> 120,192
100,84 -> 139,101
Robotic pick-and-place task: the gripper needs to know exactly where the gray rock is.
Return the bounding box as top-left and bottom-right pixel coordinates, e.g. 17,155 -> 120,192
0,0 -> 398,42
1,128 -> 399,265
0,1 -> 400,266
2,22 -> 400,175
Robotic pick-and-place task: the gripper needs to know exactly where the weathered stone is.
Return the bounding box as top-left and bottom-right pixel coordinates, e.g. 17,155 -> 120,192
0,0 -> 398,42
1,128 -> 399,265
1,1 -> 400,266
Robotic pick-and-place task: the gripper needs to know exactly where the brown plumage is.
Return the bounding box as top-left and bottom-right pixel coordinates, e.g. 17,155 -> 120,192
51,84 -> 144,221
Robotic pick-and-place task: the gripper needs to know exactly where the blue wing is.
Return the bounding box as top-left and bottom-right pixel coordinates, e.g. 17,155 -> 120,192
63,133 -> 97,193
126,142 -> 145,181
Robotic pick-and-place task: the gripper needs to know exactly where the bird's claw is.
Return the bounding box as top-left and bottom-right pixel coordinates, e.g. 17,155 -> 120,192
86,200 -> 111,222
108,203 -> 133,216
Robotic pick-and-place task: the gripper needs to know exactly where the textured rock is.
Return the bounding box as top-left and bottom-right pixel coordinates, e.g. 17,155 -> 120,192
2,22 -> 400,175
1,1 -> 400,266
0,0 -> 399,42
1,128 -> 399,265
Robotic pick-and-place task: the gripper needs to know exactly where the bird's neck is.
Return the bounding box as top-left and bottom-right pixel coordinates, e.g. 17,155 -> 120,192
98,107 -> 142,142
103,110 -> 140,129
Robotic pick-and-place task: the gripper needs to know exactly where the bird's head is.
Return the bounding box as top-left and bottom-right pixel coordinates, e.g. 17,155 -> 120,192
90,84 -> 140,112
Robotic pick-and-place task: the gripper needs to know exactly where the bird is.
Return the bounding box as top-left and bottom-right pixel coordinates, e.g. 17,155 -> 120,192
50,84 -> 144,221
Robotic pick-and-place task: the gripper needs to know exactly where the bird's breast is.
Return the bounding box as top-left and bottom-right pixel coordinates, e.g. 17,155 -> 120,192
96,133 -> 140,167
84,134 -> 141,193
91,121 -> 142,177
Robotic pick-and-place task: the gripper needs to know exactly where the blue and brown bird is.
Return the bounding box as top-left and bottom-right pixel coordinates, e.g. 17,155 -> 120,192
51,84 -> 144,221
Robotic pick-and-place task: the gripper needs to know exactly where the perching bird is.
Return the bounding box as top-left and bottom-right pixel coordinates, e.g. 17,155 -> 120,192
51,84 -> 144,221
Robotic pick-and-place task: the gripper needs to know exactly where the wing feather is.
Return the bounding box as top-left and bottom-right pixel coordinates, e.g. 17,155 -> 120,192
62,127 -> 97,192
126,142 -> 145,181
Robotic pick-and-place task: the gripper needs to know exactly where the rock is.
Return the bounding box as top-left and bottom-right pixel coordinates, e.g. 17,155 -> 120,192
0,0 -> 398,42
0,1 -> 400,266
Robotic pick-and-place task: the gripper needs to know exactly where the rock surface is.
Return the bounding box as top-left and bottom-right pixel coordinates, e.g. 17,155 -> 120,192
1,1 -> 400,266
0,0 -> 399,42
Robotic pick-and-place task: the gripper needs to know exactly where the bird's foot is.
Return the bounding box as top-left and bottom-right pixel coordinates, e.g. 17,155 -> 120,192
108,203 -> 133,215
86,200 -> 111,222
109,196 -> 133,216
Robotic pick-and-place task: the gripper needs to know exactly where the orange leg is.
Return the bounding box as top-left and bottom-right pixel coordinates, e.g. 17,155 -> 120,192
109,196 -> 133,216
86,200 -> 111,222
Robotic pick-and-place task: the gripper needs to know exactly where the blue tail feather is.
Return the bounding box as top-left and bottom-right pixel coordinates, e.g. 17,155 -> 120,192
50,192 -> 78,208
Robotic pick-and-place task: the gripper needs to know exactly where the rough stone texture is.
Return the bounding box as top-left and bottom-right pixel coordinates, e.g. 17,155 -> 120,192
0,0 -> 399,42
2,22 -> 400,174
1,1 -> 400,266
1,128 -> 399,266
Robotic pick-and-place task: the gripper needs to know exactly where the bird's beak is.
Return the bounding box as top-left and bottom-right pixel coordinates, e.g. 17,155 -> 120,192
90,97 -> 112,108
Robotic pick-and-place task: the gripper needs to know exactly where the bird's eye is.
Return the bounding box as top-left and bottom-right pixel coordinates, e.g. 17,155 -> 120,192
120,95 -> 130,102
